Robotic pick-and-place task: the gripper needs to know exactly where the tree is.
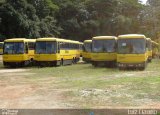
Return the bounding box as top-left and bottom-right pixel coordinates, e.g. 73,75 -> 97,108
112,0 -> 143,35
140,0 -> 160,39
0,0 -> 40,39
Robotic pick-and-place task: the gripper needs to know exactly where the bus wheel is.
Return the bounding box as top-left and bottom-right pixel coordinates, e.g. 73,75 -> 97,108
149,59 -> 152,63
22,61 -> 28,67
139,63 -> 146,71
139,67 -> 145,71
30,58 -> 34,66
92,62 -> 98,67
3,62 -> 7,67
19,62 -> 24,67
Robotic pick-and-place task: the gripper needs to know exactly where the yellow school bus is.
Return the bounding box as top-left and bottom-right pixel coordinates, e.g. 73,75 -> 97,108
0,42 -> 4,54
146,38 -> 152,62
34,38 -> 81,66
91,36 -> 117,67
82,40 -> 92,62
117,34 -> 148,70
152,41 -> 159,58
3,38 -> 36,67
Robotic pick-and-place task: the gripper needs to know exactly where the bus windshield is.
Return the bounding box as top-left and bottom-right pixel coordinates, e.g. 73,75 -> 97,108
92,39 -> 116,53
35,41 -> 56,54
83,43 -> 92,52
4,42 -> 24,54
118,39 -> 146,54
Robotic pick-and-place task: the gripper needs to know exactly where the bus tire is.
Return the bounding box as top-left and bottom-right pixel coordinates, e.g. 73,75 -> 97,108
30,58 -> 34,66
92,61 -> 98,67
139,62 -> 146,71
139,67 -> 145,71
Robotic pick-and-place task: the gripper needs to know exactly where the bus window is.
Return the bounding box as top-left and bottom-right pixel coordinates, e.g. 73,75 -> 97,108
118,39 -> 146,54
35,41 -> 56,54
4,42 -> 24,54
92,39 -> 116,53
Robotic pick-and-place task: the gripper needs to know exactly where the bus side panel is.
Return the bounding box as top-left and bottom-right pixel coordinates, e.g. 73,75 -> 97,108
82,52 -> 92,59
3,54 -> 29,62
117,53 -> 148,63
91,53 -> 117,61
148,50 -> 152,59
34,54 -> 58,61
60,50 -> 79,60
28,50 -> 35,60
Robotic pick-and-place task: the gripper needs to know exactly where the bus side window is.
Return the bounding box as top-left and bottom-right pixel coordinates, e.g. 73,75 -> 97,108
25,42 -> 28,54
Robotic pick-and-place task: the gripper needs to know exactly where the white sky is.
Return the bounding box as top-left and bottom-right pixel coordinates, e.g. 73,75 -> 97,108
140,0 -> 147,4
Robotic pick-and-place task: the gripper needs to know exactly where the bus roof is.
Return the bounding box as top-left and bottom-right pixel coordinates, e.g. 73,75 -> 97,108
36,38 -> 64,42
36,38 -> 81,44
28,39 -> 36,42
93,36 -> 117,40
68,40 -> 80,44
79,42 -> 83,45
4,38 -> 36,42
146,38 -> 152,42
84,40 -> 92,43
118,34 -> 146,39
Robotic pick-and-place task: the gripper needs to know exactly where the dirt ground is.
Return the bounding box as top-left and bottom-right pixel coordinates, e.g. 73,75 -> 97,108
0,68 -> 66,108
0,55 -> 160,109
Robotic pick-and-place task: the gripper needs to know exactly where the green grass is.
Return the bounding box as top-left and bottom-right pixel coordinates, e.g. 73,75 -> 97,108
0,61 -> 3,69
0,59 -> 160,108
20,59 -> 160,107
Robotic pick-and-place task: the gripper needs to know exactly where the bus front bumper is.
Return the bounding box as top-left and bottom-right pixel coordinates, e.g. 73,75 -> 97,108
117,62 -> 146,68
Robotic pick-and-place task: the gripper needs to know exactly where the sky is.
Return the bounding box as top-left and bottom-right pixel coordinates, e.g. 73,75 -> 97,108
140,0 -> 147,4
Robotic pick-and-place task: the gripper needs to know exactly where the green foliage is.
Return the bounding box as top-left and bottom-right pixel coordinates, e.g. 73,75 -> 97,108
0,0 -> 158,41
39,16 -> 61,37
0,0 -> 40,38
140,0 -> 160,39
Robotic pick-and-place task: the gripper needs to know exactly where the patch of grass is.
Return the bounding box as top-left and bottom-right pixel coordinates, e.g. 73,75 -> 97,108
0,62 -> 4,69
1,58 -> 160,108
